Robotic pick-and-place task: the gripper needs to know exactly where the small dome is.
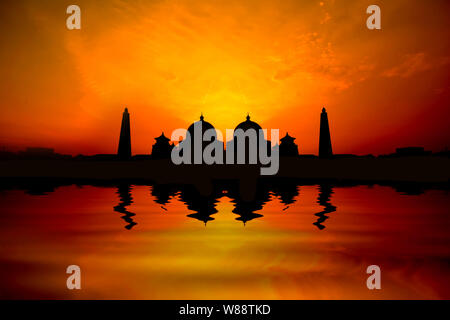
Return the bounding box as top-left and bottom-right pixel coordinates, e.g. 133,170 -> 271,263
234,114 -> 262,132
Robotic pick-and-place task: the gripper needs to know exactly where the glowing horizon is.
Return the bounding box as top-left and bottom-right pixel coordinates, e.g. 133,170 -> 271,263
0,0 -> 449,156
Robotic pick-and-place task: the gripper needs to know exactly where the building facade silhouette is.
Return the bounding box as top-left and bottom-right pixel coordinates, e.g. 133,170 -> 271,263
125,109 -> 331,161
319,108 -> 333,158
117,108 -> 132,160
279,133 -> 299,157
151,132 -> 173,159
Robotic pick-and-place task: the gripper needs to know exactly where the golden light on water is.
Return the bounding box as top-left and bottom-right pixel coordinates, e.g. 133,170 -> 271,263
0,185 -> 448,299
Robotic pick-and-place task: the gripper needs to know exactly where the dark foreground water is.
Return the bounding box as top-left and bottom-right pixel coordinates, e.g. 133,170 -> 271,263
0,182 -> 448,299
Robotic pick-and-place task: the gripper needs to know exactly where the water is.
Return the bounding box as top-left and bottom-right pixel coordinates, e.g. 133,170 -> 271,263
0,181 -> 448,299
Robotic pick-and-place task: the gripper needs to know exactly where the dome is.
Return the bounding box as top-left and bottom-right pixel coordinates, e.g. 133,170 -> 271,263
187,114 -> 216,139
234,114 -> 262,132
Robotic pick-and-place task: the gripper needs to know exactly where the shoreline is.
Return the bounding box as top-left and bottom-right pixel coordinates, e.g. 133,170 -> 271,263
0,156 -> 448,185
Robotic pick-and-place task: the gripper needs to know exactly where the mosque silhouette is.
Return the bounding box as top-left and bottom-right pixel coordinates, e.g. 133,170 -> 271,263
0,108 -> 446,228
117,108 -> 333,162
1,106 -> 444,190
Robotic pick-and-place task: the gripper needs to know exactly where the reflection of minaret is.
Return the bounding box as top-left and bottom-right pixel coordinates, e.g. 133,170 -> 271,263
113,184 -> 137,230
319,108 -> 333,158
118,108 -> 131,160
313,184 -> 337,230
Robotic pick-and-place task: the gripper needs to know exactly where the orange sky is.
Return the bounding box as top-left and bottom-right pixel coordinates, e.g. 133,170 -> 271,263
0,0 -> 449,155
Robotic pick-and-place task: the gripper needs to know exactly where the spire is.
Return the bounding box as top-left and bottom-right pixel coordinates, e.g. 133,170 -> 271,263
246,113 -> 250,121
200,113 -> 204,121
118,107 -> 132,160
322,107 -> 326,113
319,107 -> 333,158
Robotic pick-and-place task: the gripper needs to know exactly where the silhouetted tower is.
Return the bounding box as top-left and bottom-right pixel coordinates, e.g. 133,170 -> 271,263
319,108 -> 333,158
118,108 -> 131,160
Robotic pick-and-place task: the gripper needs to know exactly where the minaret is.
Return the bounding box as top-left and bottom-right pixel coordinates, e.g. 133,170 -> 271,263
319,107 -> 333,158
118,108 -> 131,160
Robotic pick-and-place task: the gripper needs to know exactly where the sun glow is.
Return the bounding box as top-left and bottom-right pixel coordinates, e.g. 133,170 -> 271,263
0,0 -> 449,155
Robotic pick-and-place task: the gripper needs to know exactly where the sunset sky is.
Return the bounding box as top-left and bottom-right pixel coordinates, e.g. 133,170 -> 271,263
0,0 -> 449,155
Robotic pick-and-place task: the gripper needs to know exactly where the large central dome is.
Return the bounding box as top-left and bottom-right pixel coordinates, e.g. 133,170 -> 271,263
234,114 -> 262,132
187,114 -> 216,138
184,114 -> 218,164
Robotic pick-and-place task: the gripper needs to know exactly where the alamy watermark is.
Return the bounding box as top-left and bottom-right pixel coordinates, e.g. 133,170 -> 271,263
66,5 -> 81,30
66,265 -> 81,290
366,5 -> 381,30
170,122 -> 280,176
66,5 -> 381,30
366,265 -> 381,290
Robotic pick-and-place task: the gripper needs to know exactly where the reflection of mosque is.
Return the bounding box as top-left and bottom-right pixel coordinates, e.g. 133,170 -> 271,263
149,182 -> 274,225
226,182 -> 271,225
8,179 -> 435,231
142,181 -> 336,228
178,185 -> 220,225
2,180 -> 338,229
271,180 -> 299,208
3,179 -> 338,229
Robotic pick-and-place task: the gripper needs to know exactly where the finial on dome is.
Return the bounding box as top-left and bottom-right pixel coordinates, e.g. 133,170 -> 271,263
200,113 -> 204,121
322,107 -> 326,113
124,107 -> 128,113
246,113 -> 250,121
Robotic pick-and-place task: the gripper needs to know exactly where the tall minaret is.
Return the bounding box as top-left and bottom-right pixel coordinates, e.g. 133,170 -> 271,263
118,108 -> 131,160
319,107 -> 333,158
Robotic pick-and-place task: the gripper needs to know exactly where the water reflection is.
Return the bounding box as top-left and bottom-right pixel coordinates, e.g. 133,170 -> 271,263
313,184 -> 337,230
150,184 -> 177,208
227,183 -> 270,225
113,184 -> 137,230
271,181 -> 300,207
178,185 -> 220,225
148,181 -> 300,226
1,179 -> 441,231
0,180 -> 448,299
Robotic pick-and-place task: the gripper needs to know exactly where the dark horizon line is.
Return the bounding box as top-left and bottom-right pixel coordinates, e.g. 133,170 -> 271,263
0,145 -> 448,159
